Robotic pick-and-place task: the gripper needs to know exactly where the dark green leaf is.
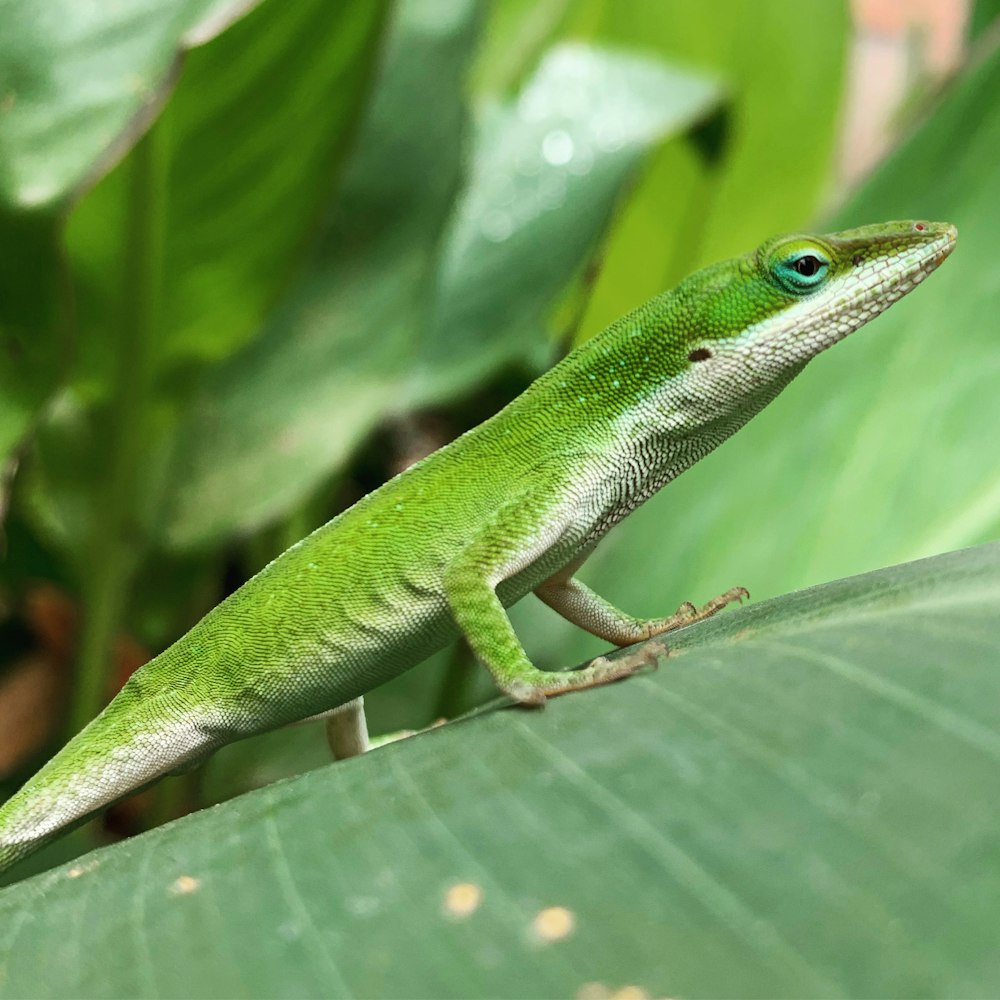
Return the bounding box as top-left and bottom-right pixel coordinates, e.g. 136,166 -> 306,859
0,0 -> 266,461
64,0 -> 391,380
2,543 -> 999,997
412,43 -> 723,401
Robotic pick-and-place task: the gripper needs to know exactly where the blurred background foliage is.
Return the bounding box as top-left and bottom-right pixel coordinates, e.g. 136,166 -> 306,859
0,0 -> 997,898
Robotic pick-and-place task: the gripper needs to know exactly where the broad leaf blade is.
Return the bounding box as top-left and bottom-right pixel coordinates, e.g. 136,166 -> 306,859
412,43 -> 722,401
0,0 -> 254,213
1,543 -> 999,997
64,0 -> 390,384
0,0 -> 266,463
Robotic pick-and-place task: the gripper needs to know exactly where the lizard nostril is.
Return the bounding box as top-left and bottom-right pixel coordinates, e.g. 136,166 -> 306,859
914,222 -> 927,231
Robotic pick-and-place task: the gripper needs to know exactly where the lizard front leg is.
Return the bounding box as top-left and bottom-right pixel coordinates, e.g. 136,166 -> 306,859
443,506 -> 645,705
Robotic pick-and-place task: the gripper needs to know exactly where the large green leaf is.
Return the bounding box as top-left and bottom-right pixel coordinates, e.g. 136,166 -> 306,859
0,0 -> 256,213
20,0 -> 387,560
64,0 -> 390,384
512,34 -> 1000,673
412,43 -> 724,401
2,542 -> 999,997
162,0 -> 482,549
165,37 -> 722,548
8,0 -> 387,560
0,0 -> 265,462
971,0 -> 1000,39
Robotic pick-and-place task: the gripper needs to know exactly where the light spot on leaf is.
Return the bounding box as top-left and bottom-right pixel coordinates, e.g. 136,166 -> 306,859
170,875 -> 201,895
577,985 -> 653,1000
443,881 -> 482,919
533,905 -> 575,942
66,860 -> 98,879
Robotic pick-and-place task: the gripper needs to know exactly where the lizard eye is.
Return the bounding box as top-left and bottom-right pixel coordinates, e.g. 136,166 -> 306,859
772,248 -> 830,294
793,254 -> 823,276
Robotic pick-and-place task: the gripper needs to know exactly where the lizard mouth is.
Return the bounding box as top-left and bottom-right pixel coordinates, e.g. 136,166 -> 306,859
901,221 -> 957,272
865,222 -> 957,297
799,221 -> 957,357
859,222 -> 957,311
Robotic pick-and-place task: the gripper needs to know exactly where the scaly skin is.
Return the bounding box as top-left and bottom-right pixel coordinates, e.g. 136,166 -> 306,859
0,220 -> 957,876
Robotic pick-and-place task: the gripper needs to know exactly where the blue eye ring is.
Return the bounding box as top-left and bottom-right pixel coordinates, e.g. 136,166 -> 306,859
773,249 -> 830,294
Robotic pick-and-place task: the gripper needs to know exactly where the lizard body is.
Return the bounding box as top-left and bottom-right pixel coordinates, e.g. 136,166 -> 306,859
0,220 -> 956,876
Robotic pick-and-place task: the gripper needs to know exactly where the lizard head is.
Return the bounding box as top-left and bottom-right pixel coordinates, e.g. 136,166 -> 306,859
682,220 -> 957,382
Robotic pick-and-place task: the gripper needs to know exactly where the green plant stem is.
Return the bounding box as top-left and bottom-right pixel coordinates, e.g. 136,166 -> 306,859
70,127 -> 167,737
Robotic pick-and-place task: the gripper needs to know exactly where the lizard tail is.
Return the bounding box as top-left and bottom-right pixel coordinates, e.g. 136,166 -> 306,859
0,677 -> 218,879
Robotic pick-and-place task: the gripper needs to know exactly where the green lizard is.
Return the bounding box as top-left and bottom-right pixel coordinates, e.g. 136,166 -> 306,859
0,220 -> 956,878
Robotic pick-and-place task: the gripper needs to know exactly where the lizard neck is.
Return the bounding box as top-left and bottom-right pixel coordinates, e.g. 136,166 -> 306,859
583,357 -> 804,540
586,376 -> 796,543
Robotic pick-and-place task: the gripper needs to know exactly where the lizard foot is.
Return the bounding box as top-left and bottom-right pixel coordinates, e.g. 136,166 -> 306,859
645,586 -> 750,638
505,642 -> 664,706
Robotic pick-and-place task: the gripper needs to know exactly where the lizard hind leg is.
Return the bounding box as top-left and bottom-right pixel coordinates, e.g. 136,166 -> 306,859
324,698 -> 371,760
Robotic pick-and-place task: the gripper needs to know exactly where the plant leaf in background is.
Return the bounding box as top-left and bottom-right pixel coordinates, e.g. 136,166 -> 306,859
24,0 -> 389,556
8,0 -> 388,737
165,32 -> 723,548
2,542 -> 999,997
67,0 -> 392,383
971,0 -> 1000,40
468,0 -> 579,96
412,42 -> 723,400
511,32 -> 1000,673
569,0 -> 849,341
0,0 -> 267,465
162,0 -> 483,549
